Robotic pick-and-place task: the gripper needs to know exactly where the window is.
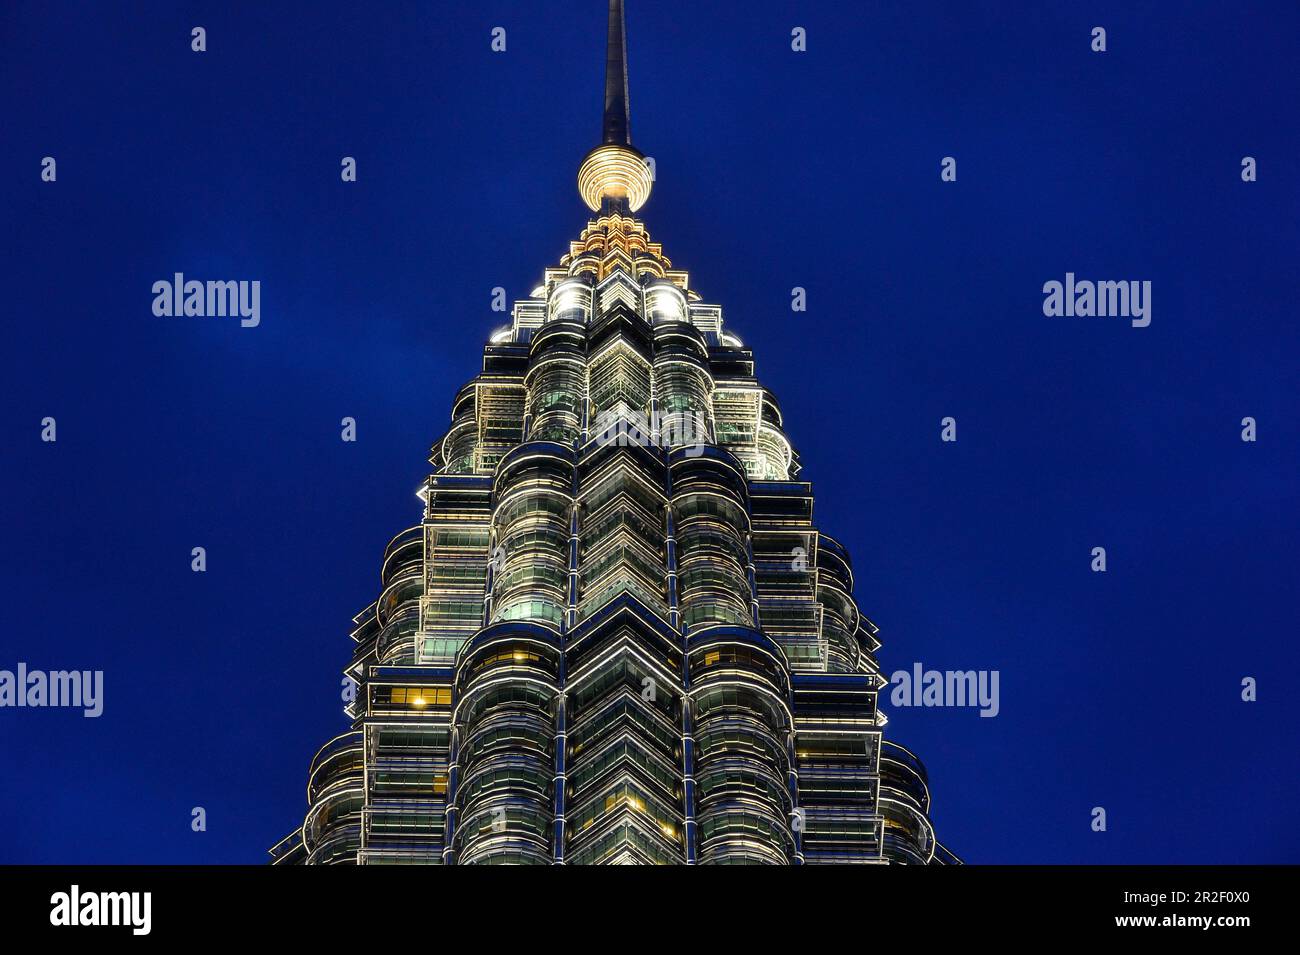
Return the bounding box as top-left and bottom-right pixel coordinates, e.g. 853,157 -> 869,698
387,686 -> 452,707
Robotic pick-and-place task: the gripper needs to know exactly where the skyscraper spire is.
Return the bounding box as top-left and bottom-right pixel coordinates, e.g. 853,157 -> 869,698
578,0 -> 653,212
603,0 -> 631,145
273,0 -> 960,869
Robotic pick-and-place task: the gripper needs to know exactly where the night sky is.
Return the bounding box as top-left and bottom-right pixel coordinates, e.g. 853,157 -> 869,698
3,1 -> 1297,864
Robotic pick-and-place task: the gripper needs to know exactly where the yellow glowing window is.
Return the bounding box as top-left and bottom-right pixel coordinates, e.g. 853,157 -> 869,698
482,649 -> 542,668
432,775 -> 448,796
390,687 -> 451,706
704,651 -> 721,666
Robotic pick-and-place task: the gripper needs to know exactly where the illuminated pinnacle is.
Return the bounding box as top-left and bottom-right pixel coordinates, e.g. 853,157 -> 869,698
578,0 -> 653,212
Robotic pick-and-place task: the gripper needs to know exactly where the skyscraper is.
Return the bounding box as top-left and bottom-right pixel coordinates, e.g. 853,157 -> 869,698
272,0 -> 958,866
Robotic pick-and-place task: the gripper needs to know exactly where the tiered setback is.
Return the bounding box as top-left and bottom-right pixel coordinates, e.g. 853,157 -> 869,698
270,212 -> 956,865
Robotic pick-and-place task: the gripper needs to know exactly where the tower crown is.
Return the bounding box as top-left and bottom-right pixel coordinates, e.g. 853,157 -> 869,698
273,0 -> 959,869
578,1 -> 653,212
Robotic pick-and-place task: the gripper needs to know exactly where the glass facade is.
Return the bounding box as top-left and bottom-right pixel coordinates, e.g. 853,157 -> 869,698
271,0 -> 958,866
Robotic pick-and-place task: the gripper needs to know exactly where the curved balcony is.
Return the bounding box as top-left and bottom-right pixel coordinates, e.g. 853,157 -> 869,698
380,526 -> 424,585
689,627 -> 790,690
453,798 -> 553,865
694,756 -> 791,816
760,389 -> 784,429
525,353 -> 586,446
547,277 -> 593,324
692,679 -> 791,735
306,731 -> 365,807
633,256 -> 666,282
450,381 -> 478,421
821,615 -> 860,674
566,254 -> 601,278
879,799 -> 936,864
375,606 -> 420,665
455,673 -> 557,735
695,803 -> 794,865
528,318 -> 586,355
460,709 -> 553,765
688,623 -> 796,866
492,441 -> 576,497
651,317 -> 708,355
669,446 -> 751,502
672,467 -> 754,633
454,626 -> 563,700
879,741 -> 932,813
457,752 -> 552,810
454,621 -> 561,701
498,493 -> 574,534
644,281 -> 689,325
754,424 -> 793,481
376,577 -> 423,636
490,449 -> 573,628
694,715 -> 788,768
878,740 -> 937,864
441,415 -> 478,475
817,581 -> 858,634
815,533 -> 855,594
676,572 -> 751,631
653,355 -> 715,449
451,621 -> 560,865
302,786 -> 364,865
303,820 -> 363,865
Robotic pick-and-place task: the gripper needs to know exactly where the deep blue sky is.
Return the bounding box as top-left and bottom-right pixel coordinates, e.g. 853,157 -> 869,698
3,1 -> 1297,864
